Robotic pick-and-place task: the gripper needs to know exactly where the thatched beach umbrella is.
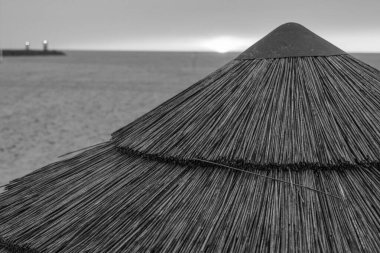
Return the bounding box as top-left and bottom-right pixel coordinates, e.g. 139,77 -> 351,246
1,22 -> 380,252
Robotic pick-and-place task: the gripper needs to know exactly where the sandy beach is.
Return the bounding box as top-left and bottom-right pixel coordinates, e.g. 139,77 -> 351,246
0,51 -> 379,187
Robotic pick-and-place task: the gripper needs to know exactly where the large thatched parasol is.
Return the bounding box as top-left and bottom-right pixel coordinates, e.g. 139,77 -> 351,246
1,22 -> 380,252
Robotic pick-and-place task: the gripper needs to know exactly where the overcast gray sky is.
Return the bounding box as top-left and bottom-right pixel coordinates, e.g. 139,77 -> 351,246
1,0 -> 379,52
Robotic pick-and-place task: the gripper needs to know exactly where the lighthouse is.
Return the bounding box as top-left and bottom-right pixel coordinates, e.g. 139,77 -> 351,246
43,40 -> 48,51
25,41 -> 30,51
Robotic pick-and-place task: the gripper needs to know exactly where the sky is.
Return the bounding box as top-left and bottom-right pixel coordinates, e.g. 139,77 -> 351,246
0,0 -> 379,52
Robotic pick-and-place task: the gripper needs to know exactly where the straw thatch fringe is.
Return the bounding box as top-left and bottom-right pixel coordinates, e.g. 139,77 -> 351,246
117,146 -> 379,172
1,143 -> 380,252
119,147 -> 344,199
112,55 -> 380,165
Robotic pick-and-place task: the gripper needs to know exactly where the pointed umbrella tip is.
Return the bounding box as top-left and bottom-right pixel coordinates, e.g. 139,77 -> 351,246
274,22 -> 316,32
237,23 -> 347,59
278,22 -> 305,27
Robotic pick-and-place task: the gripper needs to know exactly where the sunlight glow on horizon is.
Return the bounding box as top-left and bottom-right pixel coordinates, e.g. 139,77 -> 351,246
59,37 -> 256,53
200,36 -> 252,53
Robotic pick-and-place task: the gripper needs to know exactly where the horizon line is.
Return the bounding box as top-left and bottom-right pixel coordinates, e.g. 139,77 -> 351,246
3,48 -> 380,54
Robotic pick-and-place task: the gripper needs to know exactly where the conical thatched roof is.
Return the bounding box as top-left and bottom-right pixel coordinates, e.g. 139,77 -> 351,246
1,22 -> 380,253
